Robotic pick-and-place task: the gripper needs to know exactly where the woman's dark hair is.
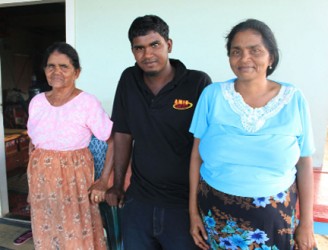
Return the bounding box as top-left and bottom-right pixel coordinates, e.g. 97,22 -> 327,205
226,19 -> 279,76
42,42 -> 81,70
128,15 -> 169,45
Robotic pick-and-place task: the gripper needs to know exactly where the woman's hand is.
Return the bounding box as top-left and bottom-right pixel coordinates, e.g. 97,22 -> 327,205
294,223 -> 317,250
88,178 -> 107,204
189,138 -> 209,249
190,212 -> 209,250
295,157 -> 317,250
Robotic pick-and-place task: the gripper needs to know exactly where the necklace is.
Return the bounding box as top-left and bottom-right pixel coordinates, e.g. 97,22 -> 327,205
47,87 -> 76,106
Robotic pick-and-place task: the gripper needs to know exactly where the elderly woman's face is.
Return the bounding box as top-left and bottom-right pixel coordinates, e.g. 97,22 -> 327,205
229,29 -> 273,81
44,51 -> 80,89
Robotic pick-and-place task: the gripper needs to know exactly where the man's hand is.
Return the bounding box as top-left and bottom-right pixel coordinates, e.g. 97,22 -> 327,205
106,186 -> 125,208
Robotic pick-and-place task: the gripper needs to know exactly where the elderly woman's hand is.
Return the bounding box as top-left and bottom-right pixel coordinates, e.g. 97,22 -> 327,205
88,178 -> 108,204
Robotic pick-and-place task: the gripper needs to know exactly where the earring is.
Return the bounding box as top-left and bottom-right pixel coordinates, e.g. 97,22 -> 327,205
269,65 -> 272,70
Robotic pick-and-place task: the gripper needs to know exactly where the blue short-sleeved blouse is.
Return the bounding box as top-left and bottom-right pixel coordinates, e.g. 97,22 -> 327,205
189,79 -> 315,197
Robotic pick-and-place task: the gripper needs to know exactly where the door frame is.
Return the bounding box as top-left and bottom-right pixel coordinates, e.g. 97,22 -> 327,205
0,55 -> 9,217
0,0 -> 75,218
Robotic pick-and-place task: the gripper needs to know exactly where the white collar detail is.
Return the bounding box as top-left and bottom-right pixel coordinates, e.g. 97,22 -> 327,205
222,82 -> 296,133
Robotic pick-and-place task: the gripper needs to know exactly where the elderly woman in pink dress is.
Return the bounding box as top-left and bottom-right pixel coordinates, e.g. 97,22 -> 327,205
27,42 -> 113,249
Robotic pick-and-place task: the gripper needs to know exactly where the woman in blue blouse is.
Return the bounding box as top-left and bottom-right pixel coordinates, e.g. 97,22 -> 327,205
189,19 -> 316,250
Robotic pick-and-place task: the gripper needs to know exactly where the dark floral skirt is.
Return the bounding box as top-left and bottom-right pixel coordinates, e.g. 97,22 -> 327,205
198,179 -> 298,250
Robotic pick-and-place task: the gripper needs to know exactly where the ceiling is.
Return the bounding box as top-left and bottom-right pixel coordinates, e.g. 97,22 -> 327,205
0,2 -> 65,38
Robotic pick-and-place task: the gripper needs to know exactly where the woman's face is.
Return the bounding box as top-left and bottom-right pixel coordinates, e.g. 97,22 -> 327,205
229,29 -> 273,82
44,51 -> 80,89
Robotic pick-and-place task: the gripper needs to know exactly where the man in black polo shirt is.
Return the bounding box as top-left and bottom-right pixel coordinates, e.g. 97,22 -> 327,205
106,15 -> 211,250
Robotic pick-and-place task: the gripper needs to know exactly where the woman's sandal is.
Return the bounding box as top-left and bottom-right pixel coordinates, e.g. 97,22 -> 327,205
13,229 -> 33,245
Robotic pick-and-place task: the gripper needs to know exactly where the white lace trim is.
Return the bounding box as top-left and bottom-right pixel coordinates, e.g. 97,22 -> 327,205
222,82 -> 296,133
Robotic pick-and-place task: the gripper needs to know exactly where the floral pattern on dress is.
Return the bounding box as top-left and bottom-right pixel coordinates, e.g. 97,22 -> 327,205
204,212 -> 280,250
27,148 -> 106,250
198,180 -> 297,250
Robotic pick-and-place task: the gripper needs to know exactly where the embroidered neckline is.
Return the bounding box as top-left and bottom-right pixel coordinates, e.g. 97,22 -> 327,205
222,82 -> 296,133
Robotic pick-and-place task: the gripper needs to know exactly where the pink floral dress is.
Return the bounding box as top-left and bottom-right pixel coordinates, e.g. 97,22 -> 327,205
27,92 -> 112,250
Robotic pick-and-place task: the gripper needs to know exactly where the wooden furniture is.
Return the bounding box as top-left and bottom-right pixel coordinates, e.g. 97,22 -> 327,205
4,129 -> 29,176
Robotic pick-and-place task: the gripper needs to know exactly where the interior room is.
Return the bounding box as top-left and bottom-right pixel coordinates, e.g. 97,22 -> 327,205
1,2 -> 65,220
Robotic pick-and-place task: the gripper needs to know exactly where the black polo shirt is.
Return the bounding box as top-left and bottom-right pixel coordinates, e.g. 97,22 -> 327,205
112,59 -> 211,208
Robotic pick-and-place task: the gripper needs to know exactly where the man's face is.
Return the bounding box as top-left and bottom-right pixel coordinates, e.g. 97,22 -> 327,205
131,31 -> 172,76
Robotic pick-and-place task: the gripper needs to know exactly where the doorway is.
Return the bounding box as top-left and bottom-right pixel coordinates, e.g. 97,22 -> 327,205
0,2 -> 65,220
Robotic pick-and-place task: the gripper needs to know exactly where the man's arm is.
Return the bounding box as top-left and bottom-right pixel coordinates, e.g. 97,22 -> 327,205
105,132 -> 133,207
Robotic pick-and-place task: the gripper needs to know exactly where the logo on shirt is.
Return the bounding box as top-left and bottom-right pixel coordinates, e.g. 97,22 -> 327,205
173,99 -> 193,110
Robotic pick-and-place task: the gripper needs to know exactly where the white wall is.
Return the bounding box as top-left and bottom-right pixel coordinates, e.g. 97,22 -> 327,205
74,0 -> 328,167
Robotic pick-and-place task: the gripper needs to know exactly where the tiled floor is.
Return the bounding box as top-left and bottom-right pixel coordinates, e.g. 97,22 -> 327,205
315,234 -> 328,249
0,219 -> 33,250
0,219 -> 113,250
